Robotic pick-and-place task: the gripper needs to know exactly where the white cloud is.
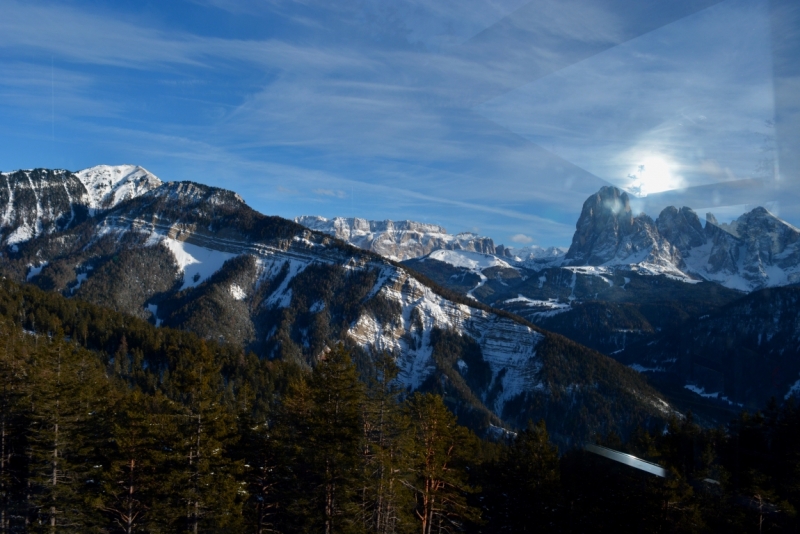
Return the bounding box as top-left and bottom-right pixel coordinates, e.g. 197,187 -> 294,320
312,189 -> 347,198
510,233 -> 534,243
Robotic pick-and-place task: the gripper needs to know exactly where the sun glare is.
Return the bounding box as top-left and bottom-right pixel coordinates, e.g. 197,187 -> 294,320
627,156 -> 682,197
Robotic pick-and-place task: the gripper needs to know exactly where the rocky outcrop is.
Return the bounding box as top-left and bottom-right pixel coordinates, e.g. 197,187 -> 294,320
656,206 -> 705,254
295,215 -> 496,261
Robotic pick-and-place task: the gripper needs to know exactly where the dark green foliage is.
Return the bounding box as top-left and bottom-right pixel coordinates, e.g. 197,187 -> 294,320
480,420 -> 560,532
1,271 -> 800,531
404,393 -> 481,533
420,328 -> 498,432
278,344 -> 366,532
502,332 -> 665,445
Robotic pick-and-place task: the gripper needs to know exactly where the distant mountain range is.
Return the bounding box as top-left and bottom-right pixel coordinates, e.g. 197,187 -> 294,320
376,187 -> 800,419
298,186 -> 800,293
294,215 -> 567,263
0,165 -> 672,444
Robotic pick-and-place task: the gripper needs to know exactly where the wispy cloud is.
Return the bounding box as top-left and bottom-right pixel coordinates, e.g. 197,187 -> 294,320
312,188 -> 347,198
510,233 -> 534,244
0,0 -> 794,246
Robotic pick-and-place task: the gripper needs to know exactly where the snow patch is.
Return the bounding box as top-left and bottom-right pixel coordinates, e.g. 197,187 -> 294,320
786,376 -> 800,400
629,363 -> 665,373
146,303 -> 162,327
26,262 -> 48,281
684,384 -> 742,406
229,284 -> 246,301
161,238 -> 237,290
71,272 -> 88,293
426,249 -> 512,271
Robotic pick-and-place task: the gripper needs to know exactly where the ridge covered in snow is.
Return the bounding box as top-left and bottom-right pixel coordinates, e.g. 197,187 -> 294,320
295,215 -> 496,261
0,165 -> 163,250
75,165 -> 162,212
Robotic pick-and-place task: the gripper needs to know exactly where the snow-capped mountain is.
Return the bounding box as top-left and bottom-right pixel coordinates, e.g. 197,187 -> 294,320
75,164 -> 162,213
0,165 -> 161,250
564,186 -> 800,291
0,166 -> 671,443
294,215 -> 496,261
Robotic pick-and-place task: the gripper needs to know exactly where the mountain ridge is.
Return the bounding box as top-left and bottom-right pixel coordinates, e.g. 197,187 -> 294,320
0,165 -> 671,443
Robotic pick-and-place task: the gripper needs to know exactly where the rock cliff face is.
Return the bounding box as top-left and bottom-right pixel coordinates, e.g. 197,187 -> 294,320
564,186 -> 800,291
565,187 -> 680,271
295,215 -> 496,261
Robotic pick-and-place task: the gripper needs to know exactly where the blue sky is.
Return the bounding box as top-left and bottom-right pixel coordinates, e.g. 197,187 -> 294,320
0,0 -> 798,247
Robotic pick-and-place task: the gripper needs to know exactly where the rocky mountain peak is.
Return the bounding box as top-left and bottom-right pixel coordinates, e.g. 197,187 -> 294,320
75,165 -> 162,212
563,186 -> 800,291
656,206 -> 705,254
565,186 -> 673,266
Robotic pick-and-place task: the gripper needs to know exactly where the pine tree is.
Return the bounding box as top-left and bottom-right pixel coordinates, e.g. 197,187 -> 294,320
403,393 -> 480,534
0,326 -> 29,532
94,389 -> 168,533
238,404 -> 282,534
25,336 -> 107,531
276,344 -> 366,533
358,352 -> 414,534
160,340 -> 243,533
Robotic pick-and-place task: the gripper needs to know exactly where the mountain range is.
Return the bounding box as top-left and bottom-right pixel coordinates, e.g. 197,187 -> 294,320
337,186 -> 800,420
4,164 -> 800,434
0,165 -> 675,445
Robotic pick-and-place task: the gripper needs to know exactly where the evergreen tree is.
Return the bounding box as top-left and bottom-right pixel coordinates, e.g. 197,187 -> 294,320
276,344 -> 366,533
25,337 -> 107,531
358,352 -> 414,534
238,403 -> 282,534
0,327 -> 29,531
160,340 -> 243,533
94,389 -> 171,533
403,393 -> 480,534
481,420 -> 560,532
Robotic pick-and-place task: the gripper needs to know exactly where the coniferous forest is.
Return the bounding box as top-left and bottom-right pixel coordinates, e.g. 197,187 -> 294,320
0,278 -> 799,532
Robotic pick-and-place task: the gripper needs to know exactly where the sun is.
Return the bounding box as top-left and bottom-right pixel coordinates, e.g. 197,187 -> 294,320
627,156 -> 682,197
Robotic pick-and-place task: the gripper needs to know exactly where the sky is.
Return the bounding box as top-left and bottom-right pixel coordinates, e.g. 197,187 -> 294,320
0,0 -> 798,247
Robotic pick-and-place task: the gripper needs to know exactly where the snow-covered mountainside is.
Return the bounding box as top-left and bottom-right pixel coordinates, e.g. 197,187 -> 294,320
75,164 -> 162,212
0,170 -> 671,442
294,215 -> 496,261
564,186 -> 800,291
0,165 -> 161,250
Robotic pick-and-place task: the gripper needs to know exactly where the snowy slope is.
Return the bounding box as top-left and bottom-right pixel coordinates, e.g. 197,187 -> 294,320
426,249 -> 512,271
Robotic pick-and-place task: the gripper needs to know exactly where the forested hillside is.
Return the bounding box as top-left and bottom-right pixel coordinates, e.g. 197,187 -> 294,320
0,278 -> 799,532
